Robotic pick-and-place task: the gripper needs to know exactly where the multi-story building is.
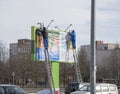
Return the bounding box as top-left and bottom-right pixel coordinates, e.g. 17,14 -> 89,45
17,39 -> 31,54
9,43 -> 18,59
9,39 -> 31,58
0,45 -> 3,61
9,39 -> 31,63
81,41 -> 120,66
0,41 -> 8,62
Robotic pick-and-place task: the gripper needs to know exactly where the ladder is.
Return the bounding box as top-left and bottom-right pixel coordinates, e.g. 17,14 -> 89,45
44,48 -> 55,94
73,49 -> 83,83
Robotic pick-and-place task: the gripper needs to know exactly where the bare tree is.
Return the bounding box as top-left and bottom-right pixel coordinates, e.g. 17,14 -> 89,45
77,47 -> 90,82
96,48 -> 120,84
0,41 -> 9,83
0,41 -> 8,63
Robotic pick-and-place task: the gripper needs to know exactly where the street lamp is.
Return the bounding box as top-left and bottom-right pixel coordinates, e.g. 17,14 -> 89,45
12,72 -> 15,85
90,0 -> 96,94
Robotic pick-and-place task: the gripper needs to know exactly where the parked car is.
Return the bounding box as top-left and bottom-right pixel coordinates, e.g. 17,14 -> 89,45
0,84 -> 26,94
70,83 -> 119,94
36,89 -> 60,94
117,86 -> 120,94
65,82 -> 88,94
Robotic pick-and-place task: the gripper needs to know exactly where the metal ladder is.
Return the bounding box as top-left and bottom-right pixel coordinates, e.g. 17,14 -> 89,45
44,49 -> 55,94
73,49 -> 83,83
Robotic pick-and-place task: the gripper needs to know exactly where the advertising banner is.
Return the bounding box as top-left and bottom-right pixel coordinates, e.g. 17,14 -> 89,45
31,26 -> 74,62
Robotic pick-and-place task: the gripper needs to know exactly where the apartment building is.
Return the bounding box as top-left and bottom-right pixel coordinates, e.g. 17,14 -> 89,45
81,41 -> 120,66
0,41 -> 8,62
9,39 -> 31,59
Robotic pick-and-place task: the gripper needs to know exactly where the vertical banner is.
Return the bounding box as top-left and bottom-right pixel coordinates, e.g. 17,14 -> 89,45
52,62 -> 59,90
31,26 -> 36,60
48,30 -> 60,61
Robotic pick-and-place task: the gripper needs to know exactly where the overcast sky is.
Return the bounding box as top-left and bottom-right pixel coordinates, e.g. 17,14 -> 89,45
0,0 -> 120,48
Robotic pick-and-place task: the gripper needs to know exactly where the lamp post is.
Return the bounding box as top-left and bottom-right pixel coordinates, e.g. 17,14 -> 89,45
64,24 -> 72,32
55,26 -> 62,31
12,72 -> 15,85
90,0 -> 96,94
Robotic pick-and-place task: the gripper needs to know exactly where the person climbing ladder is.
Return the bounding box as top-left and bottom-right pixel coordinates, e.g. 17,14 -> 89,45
69,30 -> 76,49
69,30 -> 83,83
41,27 -> 49,49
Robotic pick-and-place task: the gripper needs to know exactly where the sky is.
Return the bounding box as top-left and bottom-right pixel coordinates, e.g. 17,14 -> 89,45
0,0 -> 120,49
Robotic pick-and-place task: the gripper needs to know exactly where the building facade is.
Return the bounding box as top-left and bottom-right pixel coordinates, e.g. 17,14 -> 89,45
9,39 -> 31,58
81,41 -> 120,66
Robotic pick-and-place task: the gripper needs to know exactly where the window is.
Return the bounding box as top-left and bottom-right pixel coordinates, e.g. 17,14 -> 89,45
101,85 -> 109,92
104,47 -> 108,50
80,85 -> 90,91
96,86 -> 101,92
0,87 -> 4,94
109,85 -> 116,91
6,86 -> 25,94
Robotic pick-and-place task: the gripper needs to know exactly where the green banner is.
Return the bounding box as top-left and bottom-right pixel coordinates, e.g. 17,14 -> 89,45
52,62 -> 59,89
31,26 -> 36,60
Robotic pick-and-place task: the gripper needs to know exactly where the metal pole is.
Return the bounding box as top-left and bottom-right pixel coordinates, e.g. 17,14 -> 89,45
12,72 -> 15,85
55,26 -> 62,31
46,20 -> 54,29
64,24 -> 72,32
37,22 -> 41,26
90,0 -> 96,94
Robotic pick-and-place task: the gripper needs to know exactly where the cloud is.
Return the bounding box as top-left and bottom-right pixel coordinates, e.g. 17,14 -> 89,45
0,0 -> 120,48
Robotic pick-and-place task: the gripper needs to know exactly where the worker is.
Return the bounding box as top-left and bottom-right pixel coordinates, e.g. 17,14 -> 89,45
36,28 -> 42,36
70,30 -> 76,49
66,31 -> 71,49
41,27 -> 49,49
35,28 -> 43,60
